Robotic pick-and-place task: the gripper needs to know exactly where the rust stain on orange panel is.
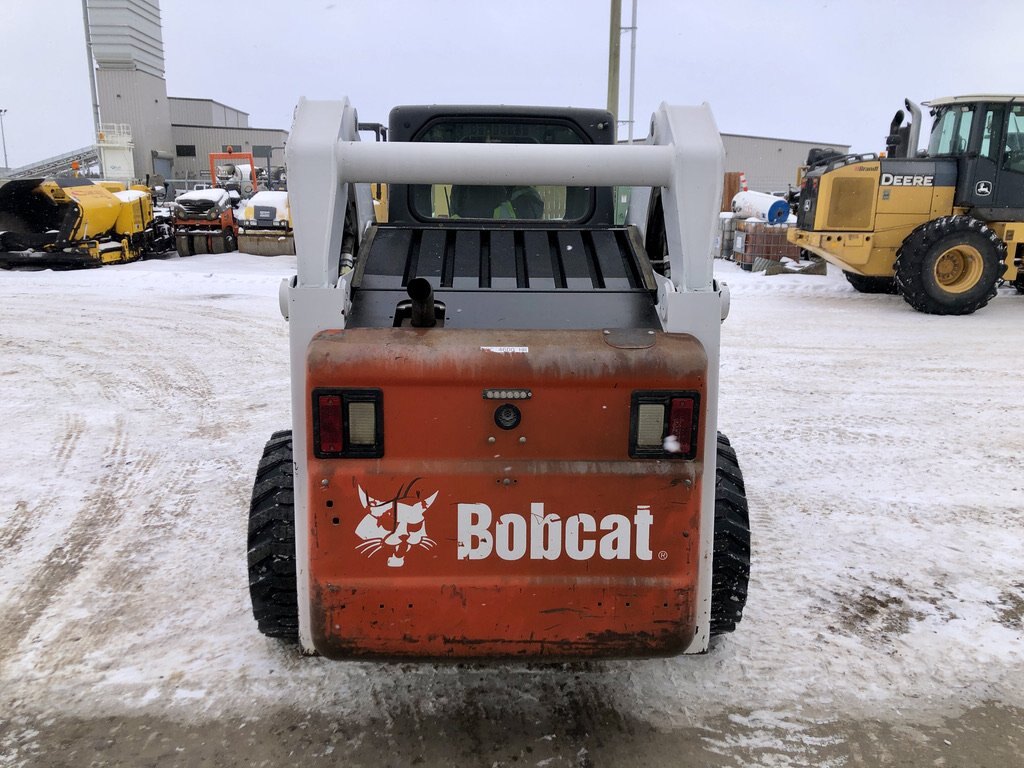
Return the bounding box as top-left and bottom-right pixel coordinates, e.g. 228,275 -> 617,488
306,328 -> 706,659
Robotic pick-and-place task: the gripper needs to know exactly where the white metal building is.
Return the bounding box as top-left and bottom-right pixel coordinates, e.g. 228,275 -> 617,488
169,98 -> 288,182
88,0 -> 174,179
87,0 -> 288,183
721,133 -> 850,194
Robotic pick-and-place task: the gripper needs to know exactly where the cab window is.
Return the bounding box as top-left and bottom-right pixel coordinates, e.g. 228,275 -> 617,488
954,108 -> 974,154
928,106 -> 973,156
980,106 -> 1003,160
928,108 -> 957,155
1004,106 -> 1024,172
410,120 -> 591,222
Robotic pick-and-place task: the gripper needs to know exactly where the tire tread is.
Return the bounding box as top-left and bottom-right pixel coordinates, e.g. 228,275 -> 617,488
247,430 -> 299,641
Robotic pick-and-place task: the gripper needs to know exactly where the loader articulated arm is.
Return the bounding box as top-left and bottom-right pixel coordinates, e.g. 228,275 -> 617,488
285,97 -> 725,309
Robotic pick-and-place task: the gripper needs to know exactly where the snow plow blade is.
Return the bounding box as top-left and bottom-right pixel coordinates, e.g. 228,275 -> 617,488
0,249 -> 99,270
238,231 -> 296,256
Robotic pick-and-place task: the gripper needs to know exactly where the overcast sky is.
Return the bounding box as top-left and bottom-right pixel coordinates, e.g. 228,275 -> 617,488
2,0 -> 1023,168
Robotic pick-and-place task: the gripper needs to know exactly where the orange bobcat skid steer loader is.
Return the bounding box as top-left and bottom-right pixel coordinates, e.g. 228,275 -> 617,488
247,98 -> 751,659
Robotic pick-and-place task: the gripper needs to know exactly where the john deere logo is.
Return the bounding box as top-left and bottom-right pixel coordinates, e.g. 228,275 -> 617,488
976,180 -> 992,196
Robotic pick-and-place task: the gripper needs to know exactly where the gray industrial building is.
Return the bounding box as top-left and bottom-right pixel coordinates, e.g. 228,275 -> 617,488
86,0 -> 287,183
721,133 -> 849,194
169,98 -> 287,182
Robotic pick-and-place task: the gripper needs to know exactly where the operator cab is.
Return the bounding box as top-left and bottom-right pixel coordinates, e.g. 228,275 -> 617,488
346,105 -> 660,331
923,95 -> 1024,217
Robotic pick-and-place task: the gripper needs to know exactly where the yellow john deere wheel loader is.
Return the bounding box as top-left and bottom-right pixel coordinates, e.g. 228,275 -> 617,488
0,177 -> 172,269
788,95 -> 1024,314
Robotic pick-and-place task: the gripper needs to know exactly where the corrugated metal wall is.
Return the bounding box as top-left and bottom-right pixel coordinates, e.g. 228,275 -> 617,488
170,126 -> 288,179
96,69 -> 174,177
168,99 -> 208,126
169,99 -> 250,128
722,134 -> 849,193
88,0 -> 165,78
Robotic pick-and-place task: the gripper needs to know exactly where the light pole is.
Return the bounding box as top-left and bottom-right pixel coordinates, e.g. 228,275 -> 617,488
0,109 -> 8,169
607,0 -> 621,138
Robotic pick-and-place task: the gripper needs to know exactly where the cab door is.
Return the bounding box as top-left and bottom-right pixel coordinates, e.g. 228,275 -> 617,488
960,103 -> 999,209
991,104 -> 1024,215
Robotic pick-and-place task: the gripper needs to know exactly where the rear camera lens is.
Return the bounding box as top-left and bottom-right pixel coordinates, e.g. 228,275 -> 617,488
494,403 -> 521,430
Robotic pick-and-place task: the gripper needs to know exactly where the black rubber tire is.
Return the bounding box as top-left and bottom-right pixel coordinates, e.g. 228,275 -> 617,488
711,432 -> 751,636
894,215 -> 1005,315
843,270 -> 897,295
223,229 -> 237,253
247,430 -> 299,641
1014,276 -> 1024,295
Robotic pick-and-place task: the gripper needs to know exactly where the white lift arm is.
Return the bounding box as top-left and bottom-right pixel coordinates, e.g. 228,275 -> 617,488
286,97 -> 724,297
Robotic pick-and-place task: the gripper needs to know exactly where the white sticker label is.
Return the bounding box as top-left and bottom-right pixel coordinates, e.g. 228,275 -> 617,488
480,346 -> 529,354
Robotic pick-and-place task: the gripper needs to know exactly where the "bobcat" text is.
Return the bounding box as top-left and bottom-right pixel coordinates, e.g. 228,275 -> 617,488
457,503 -> 655,561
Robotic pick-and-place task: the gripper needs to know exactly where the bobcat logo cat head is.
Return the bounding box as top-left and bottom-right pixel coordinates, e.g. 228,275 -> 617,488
354,479 -> 439,568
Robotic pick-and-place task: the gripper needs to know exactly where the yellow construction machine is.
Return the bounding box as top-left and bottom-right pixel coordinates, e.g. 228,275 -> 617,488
0,177 -> 172,269
789,95 -> 1024,314
237,190 -> 295,256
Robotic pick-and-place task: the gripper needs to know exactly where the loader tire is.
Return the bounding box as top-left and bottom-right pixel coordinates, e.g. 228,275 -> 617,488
1014,276 -> 1024,295
711,432 -> 751,636
247,430 -> 298,641
843,270 -> 897,295
223,229 -> 237,253
894,215 -> 1004,315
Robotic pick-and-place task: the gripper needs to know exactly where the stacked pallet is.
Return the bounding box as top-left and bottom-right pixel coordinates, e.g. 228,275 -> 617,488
732,219 -> 802,271
721,172 -> 743,213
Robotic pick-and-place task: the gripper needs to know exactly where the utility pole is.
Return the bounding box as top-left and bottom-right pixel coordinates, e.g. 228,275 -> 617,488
607,0 -> 621,140
0,109 -> 8,169
81,0 -> 102,138
626,0 -> 638,142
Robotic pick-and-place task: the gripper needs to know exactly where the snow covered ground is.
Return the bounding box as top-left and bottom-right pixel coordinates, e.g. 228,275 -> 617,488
1,253 -> 1022,766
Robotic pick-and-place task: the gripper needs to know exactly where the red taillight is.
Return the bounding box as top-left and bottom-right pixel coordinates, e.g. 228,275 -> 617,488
668,397 -> 695,456
317,394 -> 344,453
629,391 -> 700,460
313,389 -> 383,458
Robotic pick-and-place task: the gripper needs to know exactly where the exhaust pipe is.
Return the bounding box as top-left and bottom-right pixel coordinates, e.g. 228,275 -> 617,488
407,277 -> 436,328
904,98 -> 923,158
886,109 -> 906,157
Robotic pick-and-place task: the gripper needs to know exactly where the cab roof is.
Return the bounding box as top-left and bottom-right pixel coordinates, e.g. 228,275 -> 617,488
387,105 -> 615,144
925,94 -> 1024,107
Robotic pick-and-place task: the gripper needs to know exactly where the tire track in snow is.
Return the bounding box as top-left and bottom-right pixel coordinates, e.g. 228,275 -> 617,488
54,413 -> 86,471
0,418 -> 135,669
0,501 -> 41,569
33,454 -> 204,675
